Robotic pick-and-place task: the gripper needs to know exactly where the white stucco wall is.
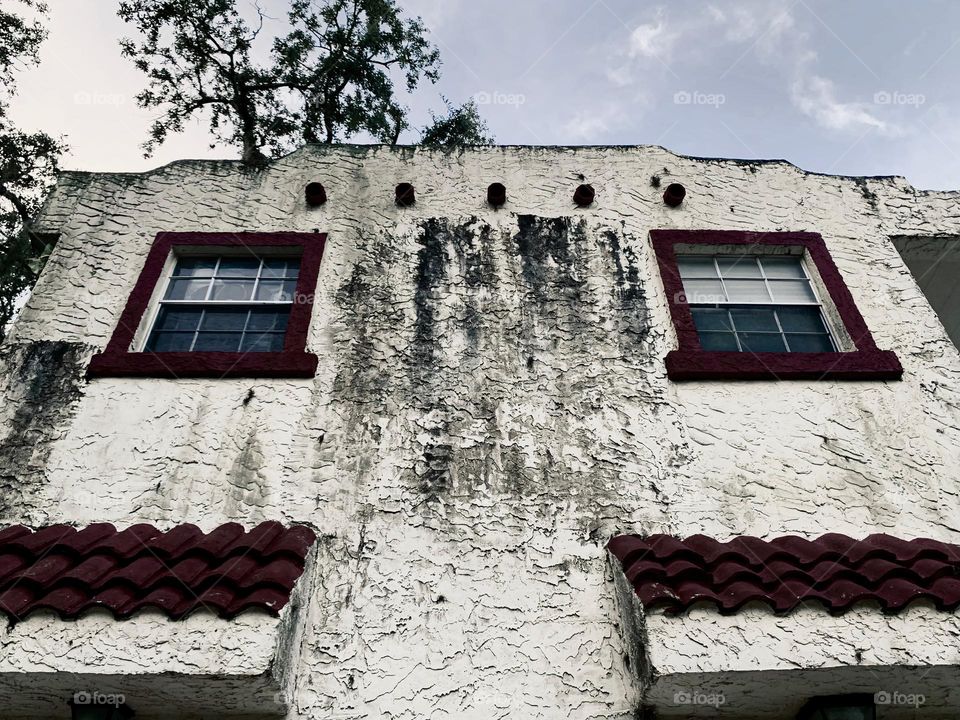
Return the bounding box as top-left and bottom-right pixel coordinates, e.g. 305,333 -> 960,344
644,602 -> 960,718
2,145 -> 960,719
0,609 -> 285,719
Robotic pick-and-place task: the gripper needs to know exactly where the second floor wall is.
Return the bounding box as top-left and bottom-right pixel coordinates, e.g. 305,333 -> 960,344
2,144 -> 959,544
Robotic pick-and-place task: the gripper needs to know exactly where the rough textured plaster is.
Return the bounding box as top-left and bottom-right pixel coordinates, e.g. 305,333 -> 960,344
2,145 -> 960,718
0,609 -> 284,719
643,603 -> 960,717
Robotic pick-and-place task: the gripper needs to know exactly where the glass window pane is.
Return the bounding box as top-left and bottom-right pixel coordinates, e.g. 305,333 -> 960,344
246,308 -> 289,333
255,279 -> 297,302
738,332 -> 787,352
210,279 -> 256,301
768,279 -> 817,303
677,257 -> 718,278
723,279 -> 771,302
173,258 -> 217,277
193,333 -> 243,352
698,331 -> 739,351
146,331 -> 194,352
165,278 -> 211,301
262,258 -> 300,278
691,308 -> 734,332
153,306 -> 203,331
761,257 -> 806,278
199,308 -> 249,332
730,307 -> 780,332
241,332 -> 286,352
717,257 -> 762,278
217,257 -> 261,278
785,334 -> 834,352
681,279 -> 726,304
777,306 -> 829,333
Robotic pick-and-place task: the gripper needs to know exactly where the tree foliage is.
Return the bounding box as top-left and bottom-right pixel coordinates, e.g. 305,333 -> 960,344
119,0 -> 491,164
420,99 -> 493,147
0,0 -> 64,341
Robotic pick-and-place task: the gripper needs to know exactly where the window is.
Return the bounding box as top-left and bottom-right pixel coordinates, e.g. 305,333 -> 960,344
88,232 -> 325,379
679,255 -> 836,353
145,256 -> 300,353
796,695 -> 875,720
651,230 -> 902,381
892,235 -> 960,351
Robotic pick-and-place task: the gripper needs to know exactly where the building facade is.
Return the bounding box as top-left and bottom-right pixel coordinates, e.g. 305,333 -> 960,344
0,145 -> 959,719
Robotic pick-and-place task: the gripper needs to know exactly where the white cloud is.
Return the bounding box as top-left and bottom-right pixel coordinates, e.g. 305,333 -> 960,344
717,2 -> 795,48
613,1 -> 900,137
399,0 -> 455,32
614,0 -> 796,79
791,74 -> 894,134
628,13 -> 677,60
561,104 -> 626,141
562,112 -> 611,141
605,65 -> 634,87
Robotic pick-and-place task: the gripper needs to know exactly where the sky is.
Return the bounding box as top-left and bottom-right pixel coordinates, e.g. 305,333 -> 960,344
9,0 -> 960,189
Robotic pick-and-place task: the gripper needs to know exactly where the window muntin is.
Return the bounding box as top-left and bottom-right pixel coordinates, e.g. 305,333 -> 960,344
145,255 -> 300,353
678,255 -> 835,353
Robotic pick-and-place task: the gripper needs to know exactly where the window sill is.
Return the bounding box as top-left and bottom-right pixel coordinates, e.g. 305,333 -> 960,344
664,349 -> 903,381
87,350 -> 319,379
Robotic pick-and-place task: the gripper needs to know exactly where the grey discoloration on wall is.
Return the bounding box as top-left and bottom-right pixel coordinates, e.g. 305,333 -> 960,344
608,551 -> 654,712
0,341 -> 90,523
4,145 -> 960,718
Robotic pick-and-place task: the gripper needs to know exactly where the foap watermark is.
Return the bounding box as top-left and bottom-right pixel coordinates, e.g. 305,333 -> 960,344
292,291 -> 316,305
74,91 -> 126,107
473,90 -> 525,108
674,290 -> 724,305
873,90 -> 925,107
674,90 -> 725,108
875,690 -> 925,708
72,691 -> 126,708
673,689 -> 726,708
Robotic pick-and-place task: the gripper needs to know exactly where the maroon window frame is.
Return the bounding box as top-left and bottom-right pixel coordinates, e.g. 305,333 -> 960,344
651,230 -> 903,381
87,232 -> 325,379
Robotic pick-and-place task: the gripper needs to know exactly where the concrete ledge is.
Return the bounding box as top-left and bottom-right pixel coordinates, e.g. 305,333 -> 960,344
0,609 -> 291,718
611,571 -> 960,719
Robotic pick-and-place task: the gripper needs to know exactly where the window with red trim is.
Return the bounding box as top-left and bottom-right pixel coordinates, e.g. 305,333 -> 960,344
87,232 -> 325,379
651,230 -> 902,381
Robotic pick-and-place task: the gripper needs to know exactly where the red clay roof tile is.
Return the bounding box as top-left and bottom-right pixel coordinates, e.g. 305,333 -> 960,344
0,522 -> 316,621
608,533 -> 960,615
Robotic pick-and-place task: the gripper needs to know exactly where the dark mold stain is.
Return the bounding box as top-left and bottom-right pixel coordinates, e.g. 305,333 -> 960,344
412,218 -> 498,380
0,341 -> 89,519
417,436 -> 453,504
854,178 -> 879,210
602,230 -> 651,347
331,229 -> 406,408
515,215 -> 587,305
330,215 -> 663,529
411,219 -> 450,387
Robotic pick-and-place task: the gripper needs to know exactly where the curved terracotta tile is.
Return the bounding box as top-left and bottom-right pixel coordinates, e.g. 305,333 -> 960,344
609,532 -> 960,616
0,523 -> 316,622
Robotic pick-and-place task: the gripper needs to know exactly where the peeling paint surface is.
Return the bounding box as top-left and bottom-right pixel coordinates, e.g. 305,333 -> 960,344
645,604 -> 960,718
2,145 -> 960,718
0,610 -> 283,719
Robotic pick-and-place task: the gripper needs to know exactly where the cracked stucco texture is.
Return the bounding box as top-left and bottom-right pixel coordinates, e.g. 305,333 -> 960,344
2,145 -> 960,719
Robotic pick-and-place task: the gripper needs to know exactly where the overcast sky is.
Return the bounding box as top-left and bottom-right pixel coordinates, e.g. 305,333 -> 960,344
10,0 -> 960,189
